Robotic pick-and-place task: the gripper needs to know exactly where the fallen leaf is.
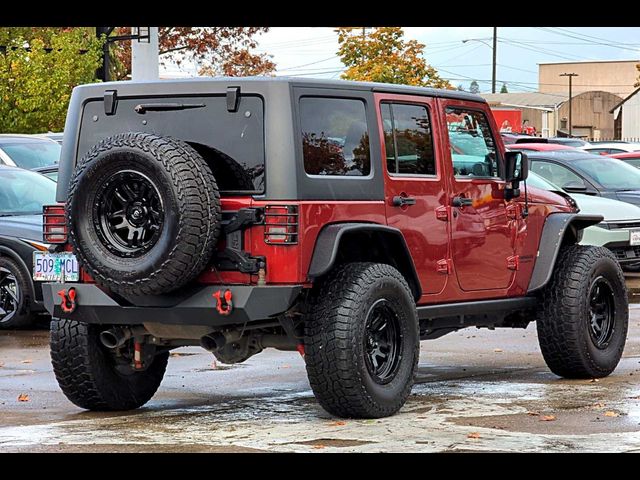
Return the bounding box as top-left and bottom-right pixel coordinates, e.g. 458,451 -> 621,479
329,421 -> 346,427
20,359 -> 32,364
493,348 -> 503,353
604,411 -> 619,418
540,415 -> 556,422
17,394 -> 29,402
281,364 -> 291,369
589,378 -> 599,383
467,432 -> 481,439
312,444 -> 325,449
592,402 -> 607,409
526,411 -> 540,416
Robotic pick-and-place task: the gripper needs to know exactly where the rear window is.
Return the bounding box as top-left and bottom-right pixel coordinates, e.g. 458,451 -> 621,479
0,140 -> 60,169
78,95 -> 265,194
299,97 -> 370,177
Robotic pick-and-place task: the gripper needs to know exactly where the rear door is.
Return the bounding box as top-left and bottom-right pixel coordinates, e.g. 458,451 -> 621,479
440,100 -> 516,291
375,93 -> 449,296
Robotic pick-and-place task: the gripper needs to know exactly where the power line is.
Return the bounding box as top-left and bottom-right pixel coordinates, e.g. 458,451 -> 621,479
536,27 -> 640,52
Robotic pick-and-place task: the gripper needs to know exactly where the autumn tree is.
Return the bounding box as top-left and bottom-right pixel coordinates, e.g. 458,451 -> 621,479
0,28 -> 102,133
110,27 -> 275,80
469,80 -> 480,94
336,27 -> 451,89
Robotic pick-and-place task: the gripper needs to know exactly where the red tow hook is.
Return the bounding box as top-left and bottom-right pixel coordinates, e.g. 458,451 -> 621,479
212,289 -> 233,316
57,287 -> 77,313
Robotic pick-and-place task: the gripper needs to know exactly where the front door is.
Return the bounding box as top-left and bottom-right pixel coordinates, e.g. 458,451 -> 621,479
442,101 -> 515,291
376,93 -> 449,296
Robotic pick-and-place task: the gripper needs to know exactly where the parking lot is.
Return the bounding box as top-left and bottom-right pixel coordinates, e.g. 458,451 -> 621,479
2,305 -> 640,453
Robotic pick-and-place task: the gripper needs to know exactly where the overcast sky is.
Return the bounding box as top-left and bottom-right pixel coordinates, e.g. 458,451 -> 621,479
161,27 -> 640,94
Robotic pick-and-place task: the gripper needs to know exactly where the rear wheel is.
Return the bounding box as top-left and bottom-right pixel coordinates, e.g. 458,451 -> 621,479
0,256 -> 37,329
537,245 -> 628,378
50,318 -> 168,411
304,262 -> 419,418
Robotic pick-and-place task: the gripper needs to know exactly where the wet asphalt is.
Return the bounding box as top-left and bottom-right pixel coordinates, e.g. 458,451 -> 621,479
1,306 -> 640,453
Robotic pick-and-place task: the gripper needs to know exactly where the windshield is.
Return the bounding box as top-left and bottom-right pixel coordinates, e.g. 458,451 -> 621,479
0,140 -> 61,169
0,169 -> 56,215
571,156 -> 640,190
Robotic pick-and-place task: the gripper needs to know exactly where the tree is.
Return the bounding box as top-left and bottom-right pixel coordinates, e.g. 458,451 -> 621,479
635,63 -> 639,87
469,80 -> 480,94
457,84 -> 466,91
336,27 -> 451,89
500,83 -> 508,93
0,28 -> 102,133
110,27 -> 275,80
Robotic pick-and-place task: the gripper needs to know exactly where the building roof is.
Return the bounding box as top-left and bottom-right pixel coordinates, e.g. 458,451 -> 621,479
539,59 -> 640,66
480,92 -> 568,109
610,87 -> 640,113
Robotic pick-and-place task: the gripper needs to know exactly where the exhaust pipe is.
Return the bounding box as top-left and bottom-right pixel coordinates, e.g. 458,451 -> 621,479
100,326 -> 147,349
200,332 -> 227,352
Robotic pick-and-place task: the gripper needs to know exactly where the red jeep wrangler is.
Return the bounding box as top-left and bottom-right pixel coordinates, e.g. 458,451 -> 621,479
40,78 -> 628,418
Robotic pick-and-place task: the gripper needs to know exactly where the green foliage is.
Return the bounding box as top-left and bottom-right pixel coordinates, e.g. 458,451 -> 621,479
469,80 -> 480,94
336,27 -> 451,89
0,28 -> 102,133
500,83 -> 508,93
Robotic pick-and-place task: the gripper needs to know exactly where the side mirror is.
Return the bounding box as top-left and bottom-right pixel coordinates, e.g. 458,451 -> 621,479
562,181 -> 588,193
505,151 -> 529,183
504,151 -> 528,200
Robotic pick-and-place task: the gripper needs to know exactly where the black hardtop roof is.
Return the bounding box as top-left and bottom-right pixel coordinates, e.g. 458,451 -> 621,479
75,76 -> 485,103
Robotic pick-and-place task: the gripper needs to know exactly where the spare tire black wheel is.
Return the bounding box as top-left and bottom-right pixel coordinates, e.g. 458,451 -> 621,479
67,132 -> 221,296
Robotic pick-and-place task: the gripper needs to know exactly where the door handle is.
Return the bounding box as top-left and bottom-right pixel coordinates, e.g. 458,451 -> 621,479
392,196 -> 416,207
452,196 -> 473,208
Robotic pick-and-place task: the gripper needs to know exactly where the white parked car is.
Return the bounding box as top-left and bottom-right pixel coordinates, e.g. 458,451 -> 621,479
528,171 -> 640,269
581,142 -> 640,155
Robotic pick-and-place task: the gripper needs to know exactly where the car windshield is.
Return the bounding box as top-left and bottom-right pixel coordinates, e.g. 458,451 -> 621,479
0,140 -> 61,169
571,156 -> 640,190
0,169 -> 56,215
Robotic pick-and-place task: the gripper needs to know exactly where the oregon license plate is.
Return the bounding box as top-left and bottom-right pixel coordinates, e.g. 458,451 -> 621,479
33,252 -> 79,282
631,229 -> 640,246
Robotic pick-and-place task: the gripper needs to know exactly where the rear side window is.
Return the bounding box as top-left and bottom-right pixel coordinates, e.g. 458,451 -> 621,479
381,103 -> 436,175
300,97 -> 370,176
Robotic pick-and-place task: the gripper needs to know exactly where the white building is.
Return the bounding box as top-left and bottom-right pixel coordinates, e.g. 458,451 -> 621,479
611,88 -> 640,141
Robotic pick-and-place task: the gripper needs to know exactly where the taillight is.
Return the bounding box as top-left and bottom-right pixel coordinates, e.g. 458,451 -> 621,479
43,204 -> 67,244
264,205 -> 298,245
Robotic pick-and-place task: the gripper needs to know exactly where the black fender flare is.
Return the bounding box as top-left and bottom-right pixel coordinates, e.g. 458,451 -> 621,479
527,213 -> 603,293
308,223 -> 422,300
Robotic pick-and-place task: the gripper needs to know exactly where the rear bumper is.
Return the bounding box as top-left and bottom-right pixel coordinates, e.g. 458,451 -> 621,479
42,283 -> 303,326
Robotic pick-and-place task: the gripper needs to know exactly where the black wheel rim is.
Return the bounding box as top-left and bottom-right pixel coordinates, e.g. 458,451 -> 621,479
363,299 -> 403,384
588,276 -> 615,349
94,170 -> 164,258
0,267 -> 18,324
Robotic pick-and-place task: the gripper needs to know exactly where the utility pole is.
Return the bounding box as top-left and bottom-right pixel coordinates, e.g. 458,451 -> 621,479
492,27 -> 497,94
560,73 -> 579,136
95,27 -> 153,82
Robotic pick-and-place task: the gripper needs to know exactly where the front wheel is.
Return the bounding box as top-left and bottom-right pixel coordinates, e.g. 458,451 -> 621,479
50,319 -> 168,410
537,245 -> 628,378
304,262 -> 419,418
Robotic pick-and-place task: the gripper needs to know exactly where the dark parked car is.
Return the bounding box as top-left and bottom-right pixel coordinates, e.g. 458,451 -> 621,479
546,137 -> 591,148
0,167 -> 57,328
0,134 -> 61,170
33,165 -> 59,181
527,150 -> 640,207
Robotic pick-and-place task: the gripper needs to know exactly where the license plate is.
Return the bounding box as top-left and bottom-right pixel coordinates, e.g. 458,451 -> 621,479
33,252 -> 79,282
631,229 -> 640,246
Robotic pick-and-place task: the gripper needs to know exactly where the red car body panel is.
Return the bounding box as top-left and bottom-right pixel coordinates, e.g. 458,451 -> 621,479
506,143 -> 576,152
608,152 -> 640,160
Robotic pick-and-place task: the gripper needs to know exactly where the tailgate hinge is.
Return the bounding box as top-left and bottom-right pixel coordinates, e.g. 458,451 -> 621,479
213,208 -> 265,274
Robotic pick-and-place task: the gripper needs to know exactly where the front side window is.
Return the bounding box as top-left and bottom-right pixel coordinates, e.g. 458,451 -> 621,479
300,97 -> 370,176
445,107 -> 500,178
381,103 -> 436,175
530,160 -> 585,188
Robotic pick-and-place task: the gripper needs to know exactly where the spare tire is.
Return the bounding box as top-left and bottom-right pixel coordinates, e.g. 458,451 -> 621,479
67,132 -> 221,296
